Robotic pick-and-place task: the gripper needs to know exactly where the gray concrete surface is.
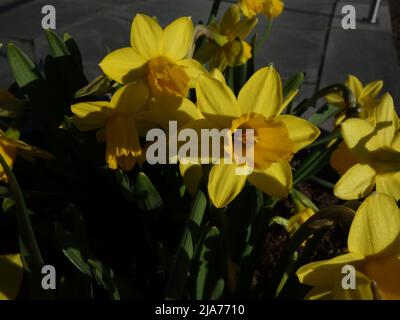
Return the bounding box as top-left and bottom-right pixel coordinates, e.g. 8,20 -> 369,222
0,0 -> 399,111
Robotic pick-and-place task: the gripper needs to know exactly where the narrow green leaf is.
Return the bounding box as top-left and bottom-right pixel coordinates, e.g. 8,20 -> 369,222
74,75 -> 111,98
7,43 -> 39,87
283,72 -> 304,98
263,205 -> 355,298
165,188 -> 208,299
195,226 -> 225,300
55,221 -> 92,276
268,216 -> 289,230
0,154 -> 51,299
64,33 -> 83,70
308,103 -> 341,126
134,172 -> 163,211
46,29 -> 70,57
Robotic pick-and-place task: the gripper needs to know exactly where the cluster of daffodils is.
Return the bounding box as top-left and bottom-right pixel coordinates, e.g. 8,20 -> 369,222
70,4 -> 319,209
1,0 -> 400,302
295,75 -> 400,300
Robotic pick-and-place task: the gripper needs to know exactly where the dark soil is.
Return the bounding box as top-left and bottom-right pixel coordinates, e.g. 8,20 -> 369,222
389,0 -> 400,62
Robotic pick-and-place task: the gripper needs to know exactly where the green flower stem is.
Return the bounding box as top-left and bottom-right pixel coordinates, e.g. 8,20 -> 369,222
208,0 -> 222,24
254,20 -> 273,53
164,187 -> 208,300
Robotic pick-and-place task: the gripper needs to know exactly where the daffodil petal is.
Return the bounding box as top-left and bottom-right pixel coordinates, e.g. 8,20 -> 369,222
346,75 -> 363,101
330,141 -> 359,176
348,192 -> 400,256
332,271 -> 373,300
99,47 -> 146,84
325,92 -> 345,108
178,118 -> 226,163
341,118 -> 380,160
279,89 -> 298,115
177,58 -> 206,88
334,163 -> 376,200
208,164 -> 247,208
297,252 -> 365,288
0,254 -> 23,300
149,96 -> 203,131
374,93 -> 399,148
376,171 -> 400,201
220,5 -> 241,37
277,115 -> 320,152
163,17 -> 193,60
71,101 -> 113,131
179,162 -> 202,196
196,75 -> 240,128
209,68 -> 226,84
361,256 -> 400,300
304,286 -> 333,300
111,82 -> 149,114
247,160 -> 292,198
131,14 -> 163,60
361,80 -> 383,101
238,66 -> 283,118
0,142 -> 17,183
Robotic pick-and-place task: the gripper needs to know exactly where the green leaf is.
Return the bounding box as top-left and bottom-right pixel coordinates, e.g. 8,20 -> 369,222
88,259 -> 121,300
195,226 -> 226,299
0,154 -> 51,299
165,188 -> 208,299
75,75 -> 111,98
2,197 -> 15,213
283,72 -> 304,98
64,33 -> 83,70
291,188 -> 319,212
268,216 -> 289,230
308,103 -> 341,126
7,43 -> 39,87
264,205 -> 355,298
293,140 -> 340,185
134,172 -> 163,211
46,29 -> 70,57
55,221 -> 92,276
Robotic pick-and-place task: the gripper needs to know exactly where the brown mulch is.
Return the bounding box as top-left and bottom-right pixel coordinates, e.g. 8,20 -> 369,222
389,0 -> 400,62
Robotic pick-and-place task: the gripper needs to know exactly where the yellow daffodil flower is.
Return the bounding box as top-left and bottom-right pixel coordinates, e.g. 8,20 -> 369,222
71,83 -> 151,171
326,75 -> 383,126
297,192 -> 400,300
0,91 -> 54,183
0,254 -> 23,300
195,5 -> 257,72
152,66 -> 319,207
332,93 -> 400,201
239,0 -> 284,20
99,14 -> 205,97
